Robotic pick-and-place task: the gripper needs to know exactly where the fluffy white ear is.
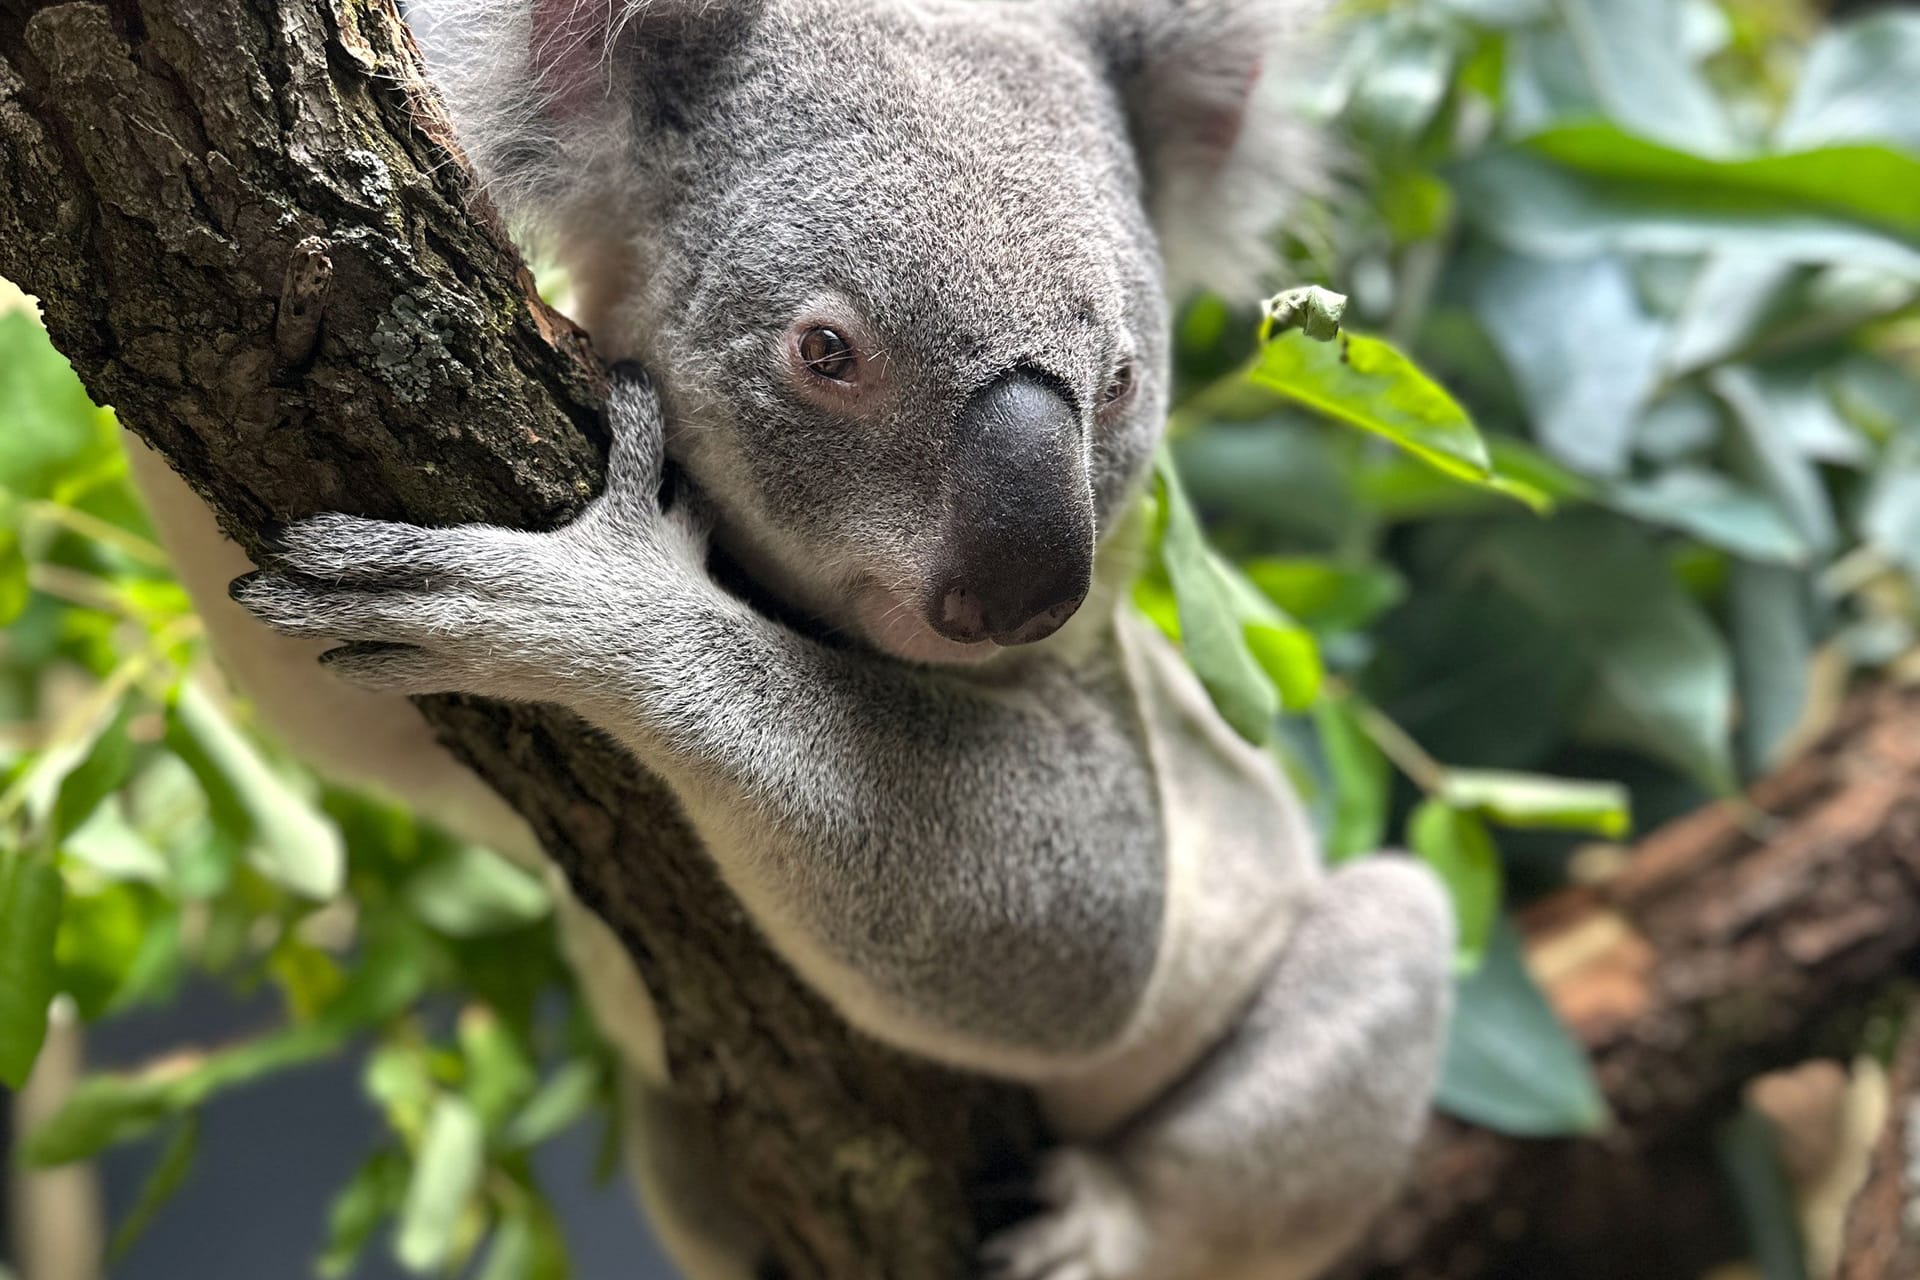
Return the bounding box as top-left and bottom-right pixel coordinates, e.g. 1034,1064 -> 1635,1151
407,0 -> 755,240
1069,0 -> 1330,301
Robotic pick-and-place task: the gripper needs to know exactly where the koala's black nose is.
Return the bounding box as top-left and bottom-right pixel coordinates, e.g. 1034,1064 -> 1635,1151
928,372 -> 1095,647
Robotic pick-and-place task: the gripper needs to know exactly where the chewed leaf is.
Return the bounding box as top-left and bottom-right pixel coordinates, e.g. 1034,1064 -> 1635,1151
1262,286 -> 1349,342
1251,329 -> 1550,511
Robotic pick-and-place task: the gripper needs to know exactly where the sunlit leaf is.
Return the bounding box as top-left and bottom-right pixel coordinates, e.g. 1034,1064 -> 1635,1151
166,685 -> 344,900
1408,800 -> 1499,969
1250,331 -> 1547,509
1438,769 -> 1631,838
1526,124 -> 1920,237
404,846 -> 550,938
0,848 -> 63,1089
395,1095 -> 486,1273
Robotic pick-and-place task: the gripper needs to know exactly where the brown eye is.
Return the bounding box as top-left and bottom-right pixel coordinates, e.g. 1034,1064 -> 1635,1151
799,327 -> 858,383
1100,360 -> 1135,411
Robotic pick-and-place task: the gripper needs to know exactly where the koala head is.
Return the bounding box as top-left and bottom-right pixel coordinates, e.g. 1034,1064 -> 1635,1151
414,0 -> 1322,664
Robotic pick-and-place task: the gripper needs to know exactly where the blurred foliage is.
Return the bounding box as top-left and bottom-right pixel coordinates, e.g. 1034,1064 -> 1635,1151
3,0 -> 1920,1275
0,294 -> 607,1272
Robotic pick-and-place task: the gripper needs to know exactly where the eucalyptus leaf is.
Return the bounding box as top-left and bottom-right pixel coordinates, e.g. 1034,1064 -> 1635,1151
1311,696 -> 1390,864
1453,149 -> 1920,275
1605,469 -> 1810,566
1465,249 -> 1662,476
1437,916 -> 1609,1136
1408,800 -> 1499,969
1438,769 -> 1631,837
1250,330 -> 1546,508
1470,515 -> 1737,792
1777,12 -> 1920,153
395,1095 -> 486,1273
0,848 -> 63,1089
166,685 -> 344,900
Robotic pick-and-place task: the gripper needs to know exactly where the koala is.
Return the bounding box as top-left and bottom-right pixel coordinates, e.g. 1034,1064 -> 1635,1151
127,0 -> 1456,1276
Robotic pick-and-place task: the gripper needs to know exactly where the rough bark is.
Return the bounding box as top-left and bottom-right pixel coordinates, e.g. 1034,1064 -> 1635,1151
0,3 -> 1038,1277
1837,1001 -> 1920,1280
1338,682 -> 1920,1280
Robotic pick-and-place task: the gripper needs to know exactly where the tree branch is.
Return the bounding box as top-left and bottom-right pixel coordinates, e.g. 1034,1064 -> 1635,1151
1837,998 -> 1920,1280
1339,683 -> 1920,1279
0,3 -> 1036,1276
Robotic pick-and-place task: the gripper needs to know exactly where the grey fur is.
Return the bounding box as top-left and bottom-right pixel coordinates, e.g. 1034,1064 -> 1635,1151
226,2 -> 1454,1276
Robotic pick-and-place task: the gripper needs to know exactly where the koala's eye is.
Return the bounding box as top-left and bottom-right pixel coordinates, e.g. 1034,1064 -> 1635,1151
798,327 -> 858,383
1099,360 -> 1135,412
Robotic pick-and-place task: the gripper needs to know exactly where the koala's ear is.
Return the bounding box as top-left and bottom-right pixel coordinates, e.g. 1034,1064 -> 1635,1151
409,0 -> 758,237
1067,0 -> 1329,300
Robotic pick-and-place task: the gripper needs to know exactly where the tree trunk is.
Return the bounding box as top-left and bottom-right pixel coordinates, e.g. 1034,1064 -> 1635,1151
0,3 -> 1038,1277
1836,999 -> 1920,1280
1338,682 -> 1920,1280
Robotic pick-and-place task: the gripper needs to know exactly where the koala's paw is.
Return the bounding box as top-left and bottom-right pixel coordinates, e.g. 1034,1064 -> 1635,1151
230,516 -> 569,698
980,1150 -> 1152,1280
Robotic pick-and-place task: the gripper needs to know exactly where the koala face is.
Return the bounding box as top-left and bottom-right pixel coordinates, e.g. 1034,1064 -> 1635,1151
415,0 -> 1319,664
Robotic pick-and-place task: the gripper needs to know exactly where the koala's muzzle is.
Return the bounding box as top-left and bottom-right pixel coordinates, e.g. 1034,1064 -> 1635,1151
928,373 -> 1095,647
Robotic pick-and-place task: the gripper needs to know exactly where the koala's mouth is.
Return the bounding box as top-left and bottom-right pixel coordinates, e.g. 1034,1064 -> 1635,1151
850,579 -> 1086,667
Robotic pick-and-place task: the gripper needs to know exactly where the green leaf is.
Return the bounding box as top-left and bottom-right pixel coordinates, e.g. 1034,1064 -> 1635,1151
166,685 -> 344,900
459,1005 -> 537,1128
1438,769 -> 1631,838
476,1200 -> 568,1280
1407,800 -> 1500,969
1261,287 -> 1348,343
395,1095 -> 486,1273
1452,148 -> 1920,275
55,881 -> 152,1021
1730,563 -> 1814,774
1436,916 -> 1610,1136
0,527 -> 27,626
1606,470 -> 1810,566
108,1114 -> 198,1262
1711,366 -> 1841,556
1249,330 -> 1547,510
1776,12 -> 1920,154
1471,515 -> 1738,793
1240,560 -> 1405,635
1717,1108 -> 1813,1280
0,848 -> 63,1089
1311,696 -> 1390,864
1153,458 -> 1278,742
404,846 -> 551,938
0,310 -> 116,502
319,1149 -> 409,1279
504,1060 -> 603,1150
1525,124 -> 1920,237
25,1024 -> 343,1166
52,700 -> 136,842
1534,0 -> 1732,153
1464,249 -> 1663,477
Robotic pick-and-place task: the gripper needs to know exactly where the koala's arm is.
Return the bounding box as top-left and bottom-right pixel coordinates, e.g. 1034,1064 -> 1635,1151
235,370 -> 1171,1073
237,370 -> 1454,1280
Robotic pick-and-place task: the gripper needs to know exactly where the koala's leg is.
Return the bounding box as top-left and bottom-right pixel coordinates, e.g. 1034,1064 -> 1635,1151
988,859 -> 1454,1280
